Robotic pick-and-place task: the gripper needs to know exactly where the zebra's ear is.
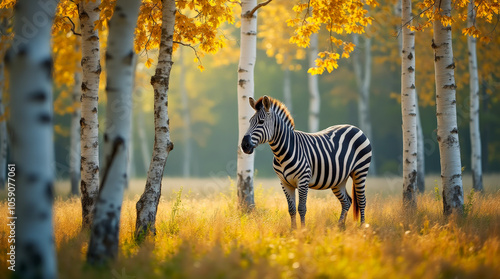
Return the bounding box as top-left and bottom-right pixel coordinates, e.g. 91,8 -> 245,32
249,97 -> 257,110
263,96 -> 271,112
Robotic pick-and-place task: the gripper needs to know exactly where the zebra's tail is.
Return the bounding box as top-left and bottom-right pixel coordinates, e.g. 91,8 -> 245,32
352,180 -> 359,221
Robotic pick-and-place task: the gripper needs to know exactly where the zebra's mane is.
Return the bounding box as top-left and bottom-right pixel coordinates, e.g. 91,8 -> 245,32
255,96 -> 295,129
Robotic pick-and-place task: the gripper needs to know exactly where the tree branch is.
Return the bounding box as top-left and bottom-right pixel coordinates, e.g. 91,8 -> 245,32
173,41 -> 202,66
245,0 -> 273,18
65,16 -> 81,36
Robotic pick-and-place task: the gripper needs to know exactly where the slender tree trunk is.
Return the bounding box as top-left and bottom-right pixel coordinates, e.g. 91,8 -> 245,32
136,100 -> 150,174
467,0 -> 483,192
432,0 -> 464,216
180,47 -> 191,178
237,0 -> 258,210
0,15 -> 7,190
6,0 -> 58,277
416,96 -> 425,193
87,0 -> 141,265
283,67 -> 292,114
135,0 -> 176,238
70,71 -> 82,195
308,32 -> 320,132
79,0 -> 101,229
352,34 -> 376,175
401,0 -> 417,209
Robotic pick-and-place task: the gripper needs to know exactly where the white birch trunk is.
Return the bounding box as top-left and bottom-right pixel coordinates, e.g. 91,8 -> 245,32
416,96 -> 425,193
0,16 -> 6,189
401,0 -> 417,209
467,0 -> 483,192
70,71 -> 82,195
237,0 -> 258,210
87,0 -> 141,264
432,0 -> 464,215
308,32 -> 320,133
136,101 -> 150,173
352,34 -> 375,175
6,0 -> 58,277
283,67 -> 292,114
135,0 -> 176,238
180,47 -> 191,178
79,0 -> 101,229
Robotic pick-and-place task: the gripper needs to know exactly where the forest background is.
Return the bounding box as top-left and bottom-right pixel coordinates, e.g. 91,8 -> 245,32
2,0 -> 499,185
44,2 -> 500,184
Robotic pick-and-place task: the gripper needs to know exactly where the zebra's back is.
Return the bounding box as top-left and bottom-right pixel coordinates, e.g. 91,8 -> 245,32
297,125 -> 372,190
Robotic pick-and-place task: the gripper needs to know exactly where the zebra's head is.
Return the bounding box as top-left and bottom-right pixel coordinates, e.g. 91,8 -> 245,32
241,96 -> 275,154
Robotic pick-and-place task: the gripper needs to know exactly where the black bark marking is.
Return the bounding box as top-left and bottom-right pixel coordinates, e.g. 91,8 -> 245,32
123,51 -> 134,65
38,113 -> 51,124
431,40 -> 438,49
446,62 -> 455,69
41,57 -> 53,79
79,11 -> 89,20
29,90 -> 47,103
410,84 -> 415,89
24,242 -> 43,268
99,137 -> 125,191
93,64 -> 101,75
239,79 -> 247,88
81,82 -> 89,92
407,52 -> 413,60
408,66 -> 414,73
27,174 -> 38,183
450,127 -> 458,134
443,84 -> 457,89
46,182 -> 54,203
92,107 -> 97,113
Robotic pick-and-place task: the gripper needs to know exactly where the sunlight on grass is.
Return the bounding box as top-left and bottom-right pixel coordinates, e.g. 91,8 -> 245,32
0,175 -> 499,278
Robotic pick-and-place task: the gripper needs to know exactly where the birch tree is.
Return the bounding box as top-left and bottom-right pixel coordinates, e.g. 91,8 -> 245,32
416,102 -> 425,192
87,0 -> 141,264
352,33 -> 375,174
6,0 -> 58,277
70,71 -> 81,195
79,0 -> 101,228
135,0 -> 176,238
432,0 -> 464,215
308,33 -> 320,132
0,11 -> 8,190
467,0 -> 483,192
237,0 -> 266,210
401,0 -> 417,209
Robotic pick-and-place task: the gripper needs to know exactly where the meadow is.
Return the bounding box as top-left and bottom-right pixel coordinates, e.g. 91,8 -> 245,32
1,174 -> 499,278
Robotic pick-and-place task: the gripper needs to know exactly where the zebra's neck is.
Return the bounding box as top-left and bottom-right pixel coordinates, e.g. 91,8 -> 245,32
269,109 -> 296,160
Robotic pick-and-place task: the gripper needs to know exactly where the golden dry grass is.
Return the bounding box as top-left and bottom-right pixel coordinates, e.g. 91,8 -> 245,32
1,175 -> 499,278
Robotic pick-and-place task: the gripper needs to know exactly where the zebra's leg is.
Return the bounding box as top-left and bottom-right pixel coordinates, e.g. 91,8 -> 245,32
281,183 -> 297,229
332,180 -> 351,226
353,174 -> 368,224
297,179 -> 310,228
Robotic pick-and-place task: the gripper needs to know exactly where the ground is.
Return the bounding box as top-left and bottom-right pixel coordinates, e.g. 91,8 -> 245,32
1,175 -> 499,278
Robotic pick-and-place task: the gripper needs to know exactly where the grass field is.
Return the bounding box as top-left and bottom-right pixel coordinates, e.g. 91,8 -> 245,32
1,174 -> 499,278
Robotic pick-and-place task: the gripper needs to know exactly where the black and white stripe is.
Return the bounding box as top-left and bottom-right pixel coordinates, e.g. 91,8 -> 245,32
241,96 -> 372,228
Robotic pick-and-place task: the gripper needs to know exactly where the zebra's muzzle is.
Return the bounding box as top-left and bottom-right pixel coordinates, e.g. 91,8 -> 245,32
241,135 -> 255,154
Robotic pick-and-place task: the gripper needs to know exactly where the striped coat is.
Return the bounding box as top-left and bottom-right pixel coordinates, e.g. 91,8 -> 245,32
241,96 -> 372,228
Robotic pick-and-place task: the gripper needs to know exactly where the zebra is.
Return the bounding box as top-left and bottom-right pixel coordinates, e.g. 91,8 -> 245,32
241,96 -> 372,229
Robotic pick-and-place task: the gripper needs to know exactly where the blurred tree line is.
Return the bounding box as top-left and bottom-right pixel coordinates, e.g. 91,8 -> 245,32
51,21 -> 500,180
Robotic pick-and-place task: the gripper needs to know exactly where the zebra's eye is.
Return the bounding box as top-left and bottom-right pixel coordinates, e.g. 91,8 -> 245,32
258,119 -> 265,124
